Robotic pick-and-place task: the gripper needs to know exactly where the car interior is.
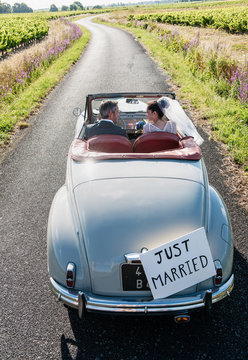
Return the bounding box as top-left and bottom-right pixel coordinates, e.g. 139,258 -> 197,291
87,132 -> 181,153
71,94 -> 202,160
81,95 -> 183,154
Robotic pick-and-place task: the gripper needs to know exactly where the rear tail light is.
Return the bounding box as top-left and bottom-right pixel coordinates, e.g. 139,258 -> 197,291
174,315 -> 190,324
66,262 -> 76,289
214,260 -> 222,286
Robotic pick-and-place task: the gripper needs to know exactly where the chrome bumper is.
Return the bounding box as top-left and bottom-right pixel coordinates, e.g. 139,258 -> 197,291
50,275 -> 234,318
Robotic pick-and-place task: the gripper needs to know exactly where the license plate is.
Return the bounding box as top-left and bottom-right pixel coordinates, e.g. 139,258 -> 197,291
121,264 -> 150,291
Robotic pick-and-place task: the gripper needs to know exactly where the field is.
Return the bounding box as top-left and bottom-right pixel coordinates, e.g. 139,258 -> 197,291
129,3 -> 248,33
0,8 -> 112,53
0,14 -> 91,146
99,0 -> 248,172
0,16 -> 49,52
0,7 -> 117,145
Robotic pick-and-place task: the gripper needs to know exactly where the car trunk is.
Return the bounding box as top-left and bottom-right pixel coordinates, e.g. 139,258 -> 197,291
73,160 -> 206,296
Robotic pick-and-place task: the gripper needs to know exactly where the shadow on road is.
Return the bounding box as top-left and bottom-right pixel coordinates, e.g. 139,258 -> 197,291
60,248 -> 247,360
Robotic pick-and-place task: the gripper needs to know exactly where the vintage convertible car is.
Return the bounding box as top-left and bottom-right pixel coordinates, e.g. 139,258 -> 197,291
47,92 -> 234,322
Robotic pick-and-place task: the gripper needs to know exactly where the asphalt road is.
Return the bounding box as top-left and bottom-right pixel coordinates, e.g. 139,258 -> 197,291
1,17 -> 247,360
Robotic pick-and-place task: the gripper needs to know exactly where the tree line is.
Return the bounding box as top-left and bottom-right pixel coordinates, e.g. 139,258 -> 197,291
0,1 -> 102,14
51,2 -> 89,12
0,2 -> 33,13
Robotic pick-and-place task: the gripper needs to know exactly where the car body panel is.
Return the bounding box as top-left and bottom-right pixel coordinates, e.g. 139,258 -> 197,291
73,170 -> 205,295
70,158 -> 205,187
47,93 -> 233,318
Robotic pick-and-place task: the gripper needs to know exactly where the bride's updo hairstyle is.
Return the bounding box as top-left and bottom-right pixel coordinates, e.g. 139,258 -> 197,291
147,100 -> 164,119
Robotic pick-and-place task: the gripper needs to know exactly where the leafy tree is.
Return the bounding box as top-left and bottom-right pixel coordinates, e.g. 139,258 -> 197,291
73,1 -> 84,10
70,4 -> 77,11
12,3 -> 33,13
93,5 -> 102,9
0,2 -> 11,13
50,4 -> 58,12
61,5 -> 69,11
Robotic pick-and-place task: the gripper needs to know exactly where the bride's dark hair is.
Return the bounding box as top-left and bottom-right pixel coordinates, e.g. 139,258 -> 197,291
147,101 -> 164,119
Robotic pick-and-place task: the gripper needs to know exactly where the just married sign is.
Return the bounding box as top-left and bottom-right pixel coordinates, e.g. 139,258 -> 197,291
140,227 -> 216,300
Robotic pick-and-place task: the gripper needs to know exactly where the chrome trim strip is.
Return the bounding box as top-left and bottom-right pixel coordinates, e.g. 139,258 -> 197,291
49,274 -> 234,314
124,249 -> 148,264
78,291 -> 84,319
124,253 -> 141,264
212,274 -> 234,303
50,277 -> 78,309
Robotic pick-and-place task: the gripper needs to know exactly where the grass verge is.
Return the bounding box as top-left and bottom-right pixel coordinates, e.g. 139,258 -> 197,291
98,20 -> 248,171
0,25 -> 90,146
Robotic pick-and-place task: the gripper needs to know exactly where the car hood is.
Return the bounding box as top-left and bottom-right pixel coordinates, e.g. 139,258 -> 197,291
72,159 -> 206,296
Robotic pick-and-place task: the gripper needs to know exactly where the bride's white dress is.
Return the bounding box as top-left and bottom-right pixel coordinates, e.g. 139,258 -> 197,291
143,121 -> 177,134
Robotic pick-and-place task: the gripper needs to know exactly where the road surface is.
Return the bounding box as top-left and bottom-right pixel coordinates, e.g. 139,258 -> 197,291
1,17 -> 247,360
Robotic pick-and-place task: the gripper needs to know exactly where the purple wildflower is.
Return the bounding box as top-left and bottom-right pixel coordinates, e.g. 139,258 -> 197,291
0,18 -> 82,101
230,62 -> 248,103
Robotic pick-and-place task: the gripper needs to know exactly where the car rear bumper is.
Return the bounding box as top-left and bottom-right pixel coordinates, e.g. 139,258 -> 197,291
50,275 -> 234,318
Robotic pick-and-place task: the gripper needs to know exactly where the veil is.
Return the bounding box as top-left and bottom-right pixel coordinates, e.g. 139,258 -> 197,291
157,97 -> 204,145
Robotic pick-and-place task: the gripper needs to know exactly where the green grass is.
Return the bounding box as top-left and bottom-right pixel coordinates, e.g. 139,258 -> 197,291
97,20 -> 248,170
0,25 -> 90,146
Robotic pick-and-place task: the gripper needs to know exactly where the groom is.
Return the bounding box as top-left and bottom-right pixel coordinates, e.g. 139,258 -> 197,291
83,100 -> 127,140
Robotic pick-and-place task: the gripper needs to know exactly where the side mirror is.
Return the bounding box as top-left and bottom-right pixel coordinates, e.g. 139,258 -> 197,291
73,107 -> 82,117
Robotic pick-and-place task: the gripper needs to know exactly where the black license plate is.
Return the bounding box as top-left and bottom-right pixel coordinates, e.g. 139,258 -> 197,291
121,264 -> 150,291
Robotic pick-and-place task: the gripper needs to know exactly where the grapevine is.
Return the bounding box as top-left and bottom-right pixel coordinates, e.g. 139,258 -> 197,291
0,16 -> 49,52
130,6 -> 248,34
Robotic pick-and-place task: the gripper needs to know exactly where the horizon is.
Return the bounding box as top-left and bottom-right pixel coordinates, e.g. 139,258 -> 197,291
3,0 -> 172,11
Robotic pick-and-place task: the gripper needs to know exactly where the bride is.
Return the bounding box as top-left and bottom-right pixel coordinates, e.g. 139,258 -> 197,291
143,96 -> 204,146
144,99 -> 177,134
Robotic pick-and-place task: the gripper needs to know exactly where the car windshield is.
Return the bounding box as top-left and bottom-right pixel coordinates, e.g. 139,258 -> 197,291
92,96 -> 149,134
88,94 -> 203,145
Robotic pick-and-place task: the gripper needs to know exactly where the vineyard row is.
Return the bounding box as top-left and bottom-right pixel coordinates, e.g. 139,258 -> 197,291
0,18 -> 49,51
0,8 -> 111,52
129,6 -> 248,33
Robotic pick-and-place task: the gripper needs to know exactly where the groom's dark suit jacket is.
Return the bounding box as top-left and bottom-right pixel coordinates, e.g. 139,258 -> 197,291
84,120 -> 127,139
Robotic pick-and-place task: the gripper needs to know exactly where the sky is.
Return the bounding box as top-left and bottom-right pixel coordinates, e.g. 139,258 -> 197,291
5,0 -> 145,11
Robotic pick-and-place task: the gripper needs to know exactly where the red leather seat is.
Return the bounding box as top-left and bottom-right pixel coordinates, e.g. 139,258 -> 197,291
133,132 -> 180,153
87,135 -> 133,153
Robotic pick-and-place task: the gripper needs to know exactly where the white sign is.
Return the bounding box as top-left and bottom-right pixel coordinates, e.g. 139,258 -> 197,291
140,227 -> 216,300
